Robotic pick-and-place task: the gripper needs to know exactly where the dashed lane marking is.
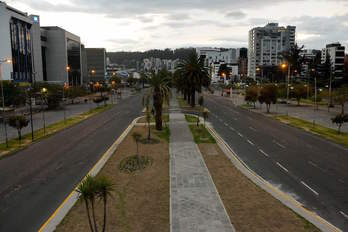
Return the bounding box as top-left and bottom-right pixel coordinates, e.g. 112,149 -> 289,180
273,140 -> 286,149
340,211 -> 348,219
249,126 -> 257,132
276,162 -> 289,173
259,149 -> 269,157
229,126 -> 235,131
237,132 -> 244,138
224,122 -> 229,127
247,139 -> 255,146
301,181 -> 319,196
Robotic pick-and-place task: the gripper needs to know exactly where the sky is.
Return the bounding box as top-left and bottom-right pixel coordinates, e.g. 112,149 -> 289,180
6,0 -> 348,52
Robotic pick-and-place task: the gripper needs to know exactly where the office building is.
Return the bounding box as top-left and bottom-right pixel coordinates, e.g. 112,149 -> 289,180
81,44 -> 88,83
321,43 -> 345,80
86,48 -> 106,82
248,23 -> 296,78
40,27 -> 82,85
0,1 -> 42,82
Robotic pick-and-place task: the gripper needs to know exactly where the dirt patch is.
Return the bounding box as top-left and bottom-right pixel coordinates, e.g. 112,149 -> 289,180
199,143 -> 319,232
56,126 -> 169,232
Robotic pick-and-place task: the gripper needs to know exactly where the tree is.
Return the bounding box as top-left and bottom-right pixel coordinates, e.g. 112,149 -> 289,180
198,95 -> 204,108
177,51 -> 210,107
291,84 -> 307,106
282,43 -> 305,77
331,114 -> 348,134
145,95 -> 152,141
76,176 -> 98,232
147,69 -> 171,131
8,115 -> 29,143
96,176 -> 114,232
258,85 -> 278,113
132,132 -> 142,165
245,86 -> 258,108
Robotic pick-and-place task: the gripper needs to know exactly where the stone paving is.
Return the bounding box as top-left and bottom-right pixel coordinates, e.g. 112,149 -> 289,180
169,94 -> 234,232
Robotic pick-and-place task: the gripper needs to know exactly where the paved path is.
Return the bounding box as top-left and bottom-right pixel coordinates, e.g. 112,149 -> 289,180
169,94 -> 234,232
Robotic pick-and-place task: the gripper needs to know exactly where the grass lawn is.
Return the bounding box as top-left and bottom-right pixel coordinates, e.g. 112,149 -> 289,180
56,126 -> 170,232
0,104 -> 114,159
274,115 -> 348,148
137,114 -> 169,123
177,97 -> 202,111
199,143 -> 320,232
188,125 -> 215,144
185,114 -> 199,123
153,126 -> 170,143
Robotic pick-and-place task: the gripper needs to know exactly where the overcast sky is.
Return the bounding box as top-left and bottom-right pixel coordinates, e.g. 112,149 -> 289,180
6,0 -> 348,52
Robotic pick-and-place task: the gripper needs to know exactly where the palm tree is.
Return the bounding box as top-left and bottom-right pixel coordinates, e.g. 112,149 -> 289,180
177,51 -> 210,107
76,176 -> 98,232
147,69 -> 171,131
282,43 -> 305,77
96,176 -> 114,232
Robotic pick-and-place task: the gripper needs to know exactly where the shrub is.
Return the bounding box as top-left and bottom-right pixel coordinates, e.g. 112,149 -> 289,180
8,115 -> 29,142
258,84 -> 278,113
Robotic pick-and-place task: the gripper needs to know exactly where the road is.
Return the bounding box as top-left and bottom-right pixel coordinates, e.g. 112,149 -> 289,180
205,94 -> 348,231
0,93 -> 143,232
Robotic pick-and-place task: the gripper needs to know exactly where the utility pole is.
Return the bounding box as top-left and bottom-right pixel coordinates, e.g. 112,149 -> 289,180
0,60 -> 9,148
286,64 -> 291,104
328,67 -> 333,112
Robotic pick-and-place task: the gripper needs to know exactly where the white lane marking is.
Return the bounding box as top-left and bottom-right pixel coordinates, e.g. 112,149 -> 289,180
249,126 -> 257,132
301,181 -> 319,196
247,139 -> 255,146
229,126 -> 235,131
219,118 -> 223,122
247,116 -> 252,120
338,179 -> 345,184
273,140 -> 286,149
224,122 -> 229,127
276,162 -> 289,173
237,132 -> 244,138
308,161 -> 318,168
259,149 -> 269,157
340,211 -> 348,219
233,118 -> 238,121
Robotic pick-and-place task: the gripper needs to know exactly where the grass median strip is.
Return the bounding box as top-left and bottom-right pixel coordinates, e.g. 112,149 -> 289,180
56,126 -> 170,232
274,115 -> 348,148
188,124 -> 216,144
0,104 -> 114,159
199,143 -> 320,232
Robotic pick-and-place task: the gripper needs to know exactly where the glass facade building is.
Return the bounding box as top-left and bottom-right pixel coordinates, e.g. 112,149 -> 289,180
9,18 -> 33,82
67,39 -> 81,86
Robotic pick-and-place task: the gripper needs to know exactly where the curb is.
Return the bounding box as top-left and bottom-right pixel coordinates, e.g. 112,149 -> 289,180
206,124 -> 342,232
39,116 -> 142,232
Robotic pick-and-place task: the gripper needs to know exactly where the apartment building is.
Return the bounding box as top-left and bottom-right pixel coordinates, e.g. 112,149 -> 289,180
248,23 -> 296,78
321,43 -> 345,80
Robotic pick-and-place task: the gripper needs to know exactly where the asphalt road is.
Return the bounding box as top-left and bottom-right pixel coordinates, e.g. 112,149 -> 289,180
0,93 -> 143,232
205,94 -> 348,231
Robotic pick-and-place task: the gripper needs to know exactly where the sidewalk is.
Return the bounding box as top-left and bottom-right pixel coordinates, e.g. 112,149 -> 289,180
169,94 -> 234,232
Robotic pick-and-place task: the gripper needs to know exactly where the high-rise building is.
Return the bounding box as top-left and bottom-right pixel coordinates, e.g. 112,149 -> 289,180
321,43 -> 345,81
86,48 -> 106,82
248,23 -> 296,78
0,1 -> 42,82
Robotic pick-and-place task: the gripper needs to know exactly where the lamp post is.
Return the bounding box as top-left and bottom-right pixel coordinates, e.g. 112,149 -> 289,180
281,62 -> 291,104
26,87 -> 34,141
63,82 -> 69,124
312,68 -> 318,110
0,58 -> 12,148
41,87 -> 48,135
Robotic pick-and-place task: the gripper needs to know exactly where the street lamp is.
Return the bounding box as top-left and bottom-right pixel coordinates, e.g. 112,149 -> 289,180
0,58 -> 12,147
312,68 -> 318,110
66,66 -> 71,86
281,62 -> 291,104
63,82 -> 69,124
41,87 -> 48,135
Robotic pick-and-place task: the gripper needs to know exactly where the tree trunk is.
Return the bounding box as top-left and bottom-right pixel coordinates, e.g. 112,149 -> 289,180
341,103 -> 345,115
102,195 -> 107,232
91,200 -> 98,232
183,91 -> 187,100
147,122 -> 151,140
154,93 -> 163,131
266,104 -> 270,113
18,130 -> 21,144
187,92 -> 191,105
85,199 -> 94,232
191,89 -> 195,107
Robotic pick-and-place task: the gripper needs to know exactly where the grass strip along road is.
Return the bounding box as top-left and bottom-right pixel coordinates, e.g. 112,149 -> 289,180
204,94 -> 348,231
0,94 -> 144,232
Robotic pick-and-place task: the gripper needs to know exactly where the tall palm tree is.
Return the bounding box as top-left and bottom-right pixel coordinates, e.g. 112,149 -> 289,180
178,51 -> 210,107
96,176 -> 114,232
148,69 -> 171,131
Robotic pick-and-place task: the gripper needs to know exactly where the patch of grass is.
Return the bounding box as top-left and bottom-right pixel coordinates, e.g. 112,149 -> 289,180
274,115 -> 348,148
0,104 -> 114,159
153,126 -> 170,143
137,114 -> 169,123
189,125 -> 216,144
119,155 -> 153,173
185,114 -> 199,123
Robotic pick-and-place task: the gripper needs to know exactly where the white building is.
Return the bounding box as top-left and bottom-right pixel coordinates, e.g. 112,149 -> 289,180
143,57 -> 179,73
248,23 -> 296,78
0,1 -> 42,82
321,43 -> 345,80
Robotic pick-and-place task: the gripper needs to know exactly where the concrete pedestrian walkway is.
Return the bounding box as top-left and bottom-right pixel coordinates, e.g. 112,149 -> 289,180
169,95 -> 234,232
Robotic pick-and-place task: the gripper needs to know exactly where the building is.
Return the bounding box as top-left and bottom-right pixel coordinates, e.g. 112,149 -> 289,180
81,44 -> 88,83
0,1 -> 42,82
143,57 -> 179,74
321,43 -> 345,80
299,49 -> 321,79
238,48 -> 248,78
86,48 -> 106,82
248,23 -> 296,78
41,26 -> 82,85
